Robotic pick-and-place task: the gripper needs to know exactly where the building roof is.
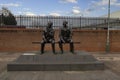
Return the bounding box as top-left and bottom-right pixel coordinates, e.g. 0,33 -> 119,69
103,10 -> 120,18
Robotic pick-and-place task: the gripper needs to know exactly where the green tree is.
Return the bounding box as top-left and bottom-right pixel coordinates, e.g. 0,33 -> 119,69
0,7 -> 17,25
0,14 -> 4,25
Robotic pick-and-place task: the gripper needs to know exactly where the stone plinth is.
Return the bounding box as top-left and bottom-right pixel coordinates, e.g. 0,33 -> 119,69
7,51 -> 104,71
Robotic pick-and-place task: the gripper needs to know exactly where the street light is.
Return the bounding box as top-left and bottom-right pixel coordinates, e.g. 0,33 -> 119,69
106,0 -> 110,52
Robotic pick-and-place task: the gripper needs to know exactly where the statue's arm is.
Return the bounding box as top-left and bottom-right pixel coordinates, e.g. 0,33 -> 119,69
42,29 -> 46,41
59,29 -> 65,43
70,29 -> 73,39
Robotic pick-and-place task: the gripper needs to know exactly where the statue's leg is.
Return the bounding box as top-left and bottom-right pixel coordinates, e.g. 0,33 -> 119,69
51,40 -> 55,54
59,41 -> 63,54
41,41 -> 45,54
70,40 -> 74,53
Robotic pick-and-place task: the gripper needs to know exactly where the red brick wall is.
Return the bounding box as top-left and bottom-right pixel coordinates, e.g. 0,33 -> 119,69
72,30 -> 107,52
110,30 -> 120,52
0,28 -> 120,52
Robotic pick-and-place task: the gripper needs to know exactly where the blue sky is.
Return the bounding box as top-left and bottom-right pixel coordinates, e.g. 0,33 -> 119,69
0,0 -> 120,17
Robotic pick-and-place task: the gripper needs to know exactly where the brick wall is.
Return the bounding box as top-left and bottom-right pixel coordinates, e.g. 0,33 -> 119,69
0,28 -> 120,52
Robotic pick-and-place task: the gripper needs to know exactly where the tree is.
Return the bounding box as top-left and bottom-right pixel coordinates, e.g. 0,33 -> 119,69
0,14 -> 4,25
0,7 -> 17,25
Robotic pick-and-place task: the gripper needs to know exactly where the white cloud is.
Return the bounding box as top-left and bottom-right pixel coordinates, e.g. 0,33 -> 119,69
86,8 -> 95,12
101,7 -> 106,10
16,11 -> 38,16
83,7 -> 106,17
49,12 -> 61,16
83,0 -> 120,17
72,6 -> 81,15
0,3 -> 21,7
95,0 -> 108,6
23,8 -> 31,11
59,0 -> 77,3
17,11 -> 22,14
84,10 -> 90,16
92,0 -> 120,6
83,0 -> 118,15
24,12 -> 36,16
39,14 -> 46,16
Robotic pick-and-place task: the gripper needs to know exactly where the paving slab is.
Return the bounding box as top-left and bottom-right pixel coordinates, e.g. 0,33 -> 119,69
1,70 -> 120,80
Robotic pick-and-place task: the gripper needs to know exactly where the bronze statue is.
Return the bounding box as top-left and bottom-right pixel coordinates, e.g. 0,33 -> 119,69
58,21 -> 74,54
41,21 -> 55,54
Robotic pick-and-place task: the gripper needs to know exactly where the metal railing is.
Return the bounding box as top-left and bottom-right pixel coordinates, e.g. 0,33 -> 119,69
1,15 -> 120,29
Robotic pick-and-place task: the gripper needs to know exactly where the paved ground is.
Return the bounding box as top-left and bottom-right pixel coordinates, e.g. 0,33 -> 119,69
0,52 -> 120,80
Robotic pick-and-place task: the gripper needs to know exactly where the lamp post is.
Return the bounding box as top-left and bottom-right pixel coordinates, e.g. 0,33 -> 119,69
106,0 -> 110,52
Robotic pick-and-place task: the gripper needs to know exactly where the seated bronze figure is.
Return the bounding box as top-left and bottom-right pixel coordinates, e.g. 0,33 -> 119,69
41,21 -> 55,54
58,21 -> 74,54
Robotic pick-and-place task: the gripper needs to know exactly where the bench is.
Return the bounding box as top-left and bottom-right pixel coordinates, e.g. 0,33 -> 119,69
32,41 -> 80,44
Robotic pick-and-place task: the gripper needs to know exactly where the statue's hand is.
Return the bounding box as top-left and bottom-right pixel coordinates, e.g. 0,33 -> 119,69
43,38 -> 47,42
62,39 -> 65,43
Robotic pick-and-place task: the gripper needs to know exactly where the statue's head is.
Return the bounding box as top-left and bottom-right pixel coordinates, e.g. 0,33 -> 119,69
47,21 -> 53,28
63,21 -> 68,28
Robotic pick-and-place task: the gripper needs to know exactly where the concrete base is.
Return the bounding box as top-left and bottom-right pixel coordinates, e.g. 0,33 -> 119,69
7,51 -> 104,71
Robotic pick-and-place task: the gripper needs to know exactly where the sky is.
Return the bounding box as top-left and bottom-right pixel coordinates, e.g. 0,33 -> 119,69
0,0 -> 120,17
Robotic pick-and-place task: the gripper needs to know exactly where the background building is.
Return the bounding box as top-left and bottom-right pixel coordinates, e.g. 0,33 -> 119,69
103,10 -> 120,18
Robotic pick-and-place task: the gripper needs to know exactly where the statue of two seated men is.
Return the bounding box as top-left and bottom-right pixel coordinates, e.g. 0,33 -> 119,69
41,21 -> 74,54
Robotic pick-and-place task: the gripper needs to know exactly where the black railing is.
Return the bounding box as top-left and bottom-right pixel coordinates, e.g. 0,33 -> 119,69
1,15 -> 120,29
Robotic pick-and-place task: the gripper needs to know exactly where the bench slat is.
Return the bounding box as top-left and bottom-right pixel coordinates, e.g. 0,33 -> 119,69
32,42 -> 80,44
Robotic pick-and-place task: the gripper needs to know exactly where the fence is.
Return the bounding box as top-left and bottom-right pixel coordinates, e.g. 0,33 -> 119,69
15,16 -> 120,29
1,15 -> 120,29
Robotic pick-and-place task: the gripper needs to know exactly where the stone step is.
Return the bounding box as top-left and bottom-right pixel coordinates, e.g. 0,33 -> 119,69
7,51 -> 104,71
